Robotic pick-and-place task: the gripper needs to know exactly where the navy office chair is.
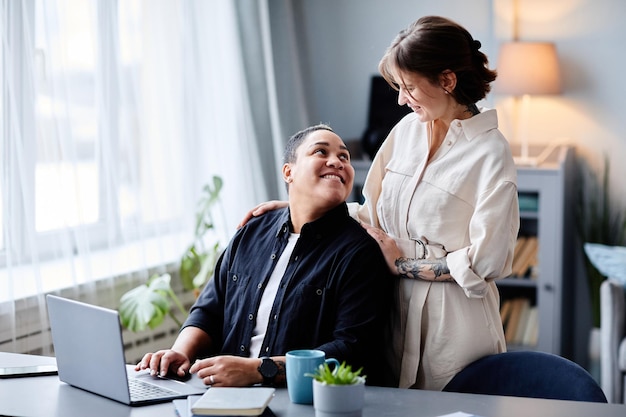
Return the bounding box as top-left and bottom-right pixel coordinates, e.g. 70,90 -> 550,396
443,351 -> 608,403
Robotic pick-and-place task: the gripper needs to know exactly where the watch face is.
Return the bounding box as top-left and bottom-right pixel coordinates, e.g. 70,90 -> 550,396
260,358 -> 278,378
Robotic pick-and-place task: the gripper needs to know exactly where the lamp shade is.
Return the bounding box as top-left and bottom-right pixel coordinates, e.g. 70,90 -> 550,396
495,42 -> 561,95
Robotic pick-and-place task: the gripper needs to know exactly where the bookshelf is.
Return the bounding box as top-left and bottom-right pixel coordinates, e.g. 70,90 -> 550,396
499,145 -> 575,356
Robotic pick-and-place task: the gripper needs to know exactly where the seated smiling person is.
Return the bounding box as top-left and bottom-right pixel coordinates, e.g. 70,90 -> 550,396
136,124 -> 392,387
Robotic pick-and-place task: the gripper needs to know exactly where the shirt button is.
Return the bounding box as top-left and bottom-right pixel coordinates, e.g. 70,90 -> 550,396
273,314 -> 278,320
447,141 -> 452,146
294,255 -> 299,261
248,314 -> 254,320
316,289 -> 323,296
456,121 -> 461,127
232,275 -> 237,281
271,254 -> 276,260
240,345 -> 245,351
265,347 -> 269,352
257,283 -> 263,289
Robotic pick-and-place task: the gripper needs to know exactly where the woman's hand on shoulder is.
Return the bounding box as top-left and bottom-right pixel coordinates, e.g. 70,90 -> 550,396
237,200 -> 288,228
361,222 -> 402,274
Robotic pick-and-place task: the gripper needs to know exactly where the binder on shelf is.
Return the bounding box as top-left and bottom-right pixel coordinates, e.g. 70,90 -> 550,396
518,193 -> 539,212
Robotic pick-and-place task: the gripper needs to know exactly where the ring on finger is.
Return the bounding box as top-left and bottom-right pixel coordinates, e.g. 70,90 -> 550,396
209,375 -> 215,384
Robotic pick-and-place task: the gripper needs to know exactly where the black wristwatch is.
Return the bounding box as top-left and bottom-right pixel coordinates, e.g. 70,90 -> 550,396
258,357 -> 278,386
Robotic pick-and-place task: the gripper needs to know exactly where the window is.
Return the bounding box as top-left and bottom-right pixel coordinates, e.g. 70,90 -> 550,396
1,0 -> 189,269
1,0 -> 270,303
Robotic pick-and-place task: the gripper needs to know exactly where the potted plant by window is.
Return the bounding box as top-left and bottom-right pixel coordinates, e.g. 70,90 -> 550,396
119,176 -> 224,332
307,361 -> 366,417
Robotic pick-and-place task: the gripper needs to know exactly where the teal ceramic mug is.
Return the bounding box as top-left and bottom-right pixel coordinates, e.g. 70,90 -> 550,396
286,349 -> 340,404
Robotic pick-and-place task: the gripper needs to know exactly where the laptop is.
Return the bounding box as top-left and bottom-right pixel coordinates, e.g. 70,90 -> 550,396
46,294 -> 207,406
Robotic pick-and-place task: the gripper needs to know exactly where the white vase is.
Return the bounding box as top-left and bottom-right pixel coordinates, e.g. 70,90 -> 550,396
312,378 -> 365,417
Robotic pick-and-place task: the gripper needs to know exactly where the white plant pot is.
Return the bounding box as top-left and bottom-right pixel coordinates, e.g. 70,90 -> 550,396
312,377 -> 365,417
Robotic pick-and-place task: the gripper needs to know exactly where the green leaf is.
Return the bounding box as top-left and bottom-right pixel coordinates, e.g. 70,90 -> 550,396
119,274 -> 173,332
192,242 -> 221,289
194,175 -> 224,240
305,361 -> 365,385
180,246 -> 203,291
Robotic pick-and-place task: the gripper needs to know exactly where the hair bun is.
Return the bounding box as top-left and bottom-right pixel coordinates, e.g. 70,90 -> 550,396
472,39 -> 482,50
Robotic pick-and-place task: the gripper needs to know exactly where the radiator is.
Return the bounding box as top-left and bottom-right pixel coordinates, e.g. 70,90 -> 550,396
0,263 -> 199,364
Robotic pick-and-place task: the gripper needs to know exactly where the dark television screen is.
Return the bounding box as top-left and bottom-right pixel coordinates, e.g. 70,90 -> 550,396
360,76 -> 412,159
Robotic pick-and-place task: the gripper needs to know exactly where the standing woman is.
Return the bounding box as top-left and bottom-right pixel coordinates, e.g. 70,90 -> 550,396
357,15 -> 519,390
239,15 -> 519,391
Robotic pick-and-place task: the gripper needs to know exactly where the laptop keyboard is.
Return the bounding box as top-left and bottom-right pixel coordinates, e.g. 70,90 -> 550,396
128,377 -> 179,401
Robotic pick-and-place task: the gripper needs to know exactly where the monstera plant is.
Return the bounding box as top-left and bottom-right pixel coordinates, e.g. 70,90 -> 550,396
119,176 -> 224,332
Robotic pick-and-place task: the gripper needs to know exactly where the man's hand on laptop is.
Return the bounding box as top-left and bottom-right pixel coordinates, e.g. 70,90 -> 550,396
135,349 -> 190,380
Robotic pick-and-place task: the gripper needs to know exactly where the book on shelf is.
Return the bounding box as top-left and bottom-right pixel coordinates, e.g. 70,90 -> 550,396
505,298 -> 528,344
513,302 -> 532,344
501,297 -> 537,347
511,236 -> 539,278
504,298 -> 525,343
522,306 -> 539,346
511,237 -> 527,277
500,299 -> 513,329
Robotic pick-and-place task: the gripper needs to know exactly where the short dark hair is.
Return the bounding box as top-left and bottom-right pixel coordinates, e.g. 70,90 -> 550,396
283,123 -> 334,165
378,15 -> 497,106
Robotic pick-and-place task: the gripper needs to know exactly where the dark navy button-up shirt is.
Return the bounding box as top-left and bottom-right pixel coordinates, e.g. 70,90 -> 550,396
183,203 -> 392,385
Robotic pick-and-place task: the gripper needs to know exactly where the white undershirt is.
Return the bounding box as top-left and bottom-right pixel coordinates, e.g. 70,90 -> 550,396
249,232 -> 300,358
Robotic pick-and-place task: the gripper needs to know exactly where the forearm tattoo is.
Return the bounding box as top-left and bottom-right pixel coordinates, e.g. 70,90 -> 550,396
275,360 -> 287,386
395,257 -> 453,282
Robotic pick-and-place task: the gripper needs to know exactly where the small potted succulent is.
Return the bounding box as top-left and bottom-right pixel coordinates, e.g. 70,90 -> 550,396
307,361 -> 366,417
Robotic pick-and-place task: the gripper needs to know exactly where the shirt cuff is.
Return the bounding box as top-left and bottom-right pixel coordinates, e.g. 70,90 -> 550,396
447,248 -> 488,298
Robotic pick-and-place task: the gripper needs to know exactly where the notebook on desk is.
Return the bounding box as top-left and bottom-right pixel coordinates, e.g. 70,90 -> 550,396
46,294 -> 206,406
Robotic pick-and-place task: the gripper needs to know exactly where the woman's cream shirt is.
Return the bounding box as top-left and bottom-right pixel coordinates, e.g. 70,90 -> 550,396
352,109 -> 520,390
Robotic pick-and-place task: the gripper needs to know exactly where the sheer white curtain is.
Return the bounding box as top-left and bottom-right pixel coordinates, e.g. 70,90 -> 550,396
0,0 -> 290,354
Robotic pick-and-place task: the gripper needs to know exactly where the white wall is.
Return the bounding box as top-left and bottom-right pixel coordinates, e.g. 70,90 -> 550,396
271,0 -> 626,368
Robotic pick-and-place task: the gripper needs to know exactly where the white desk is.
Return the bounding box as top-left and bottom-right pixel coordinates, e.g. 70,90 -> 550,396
2,352 -> 626,417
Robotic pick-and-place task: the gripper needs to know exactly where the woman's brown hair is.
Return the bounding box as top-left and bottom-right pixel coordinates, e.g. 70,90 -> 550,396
378,15 -> 496,106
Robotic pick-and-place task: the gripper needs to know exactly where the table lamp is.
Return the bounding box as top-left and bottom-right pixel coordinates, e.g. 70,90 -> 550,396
495,41 -> 562,166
